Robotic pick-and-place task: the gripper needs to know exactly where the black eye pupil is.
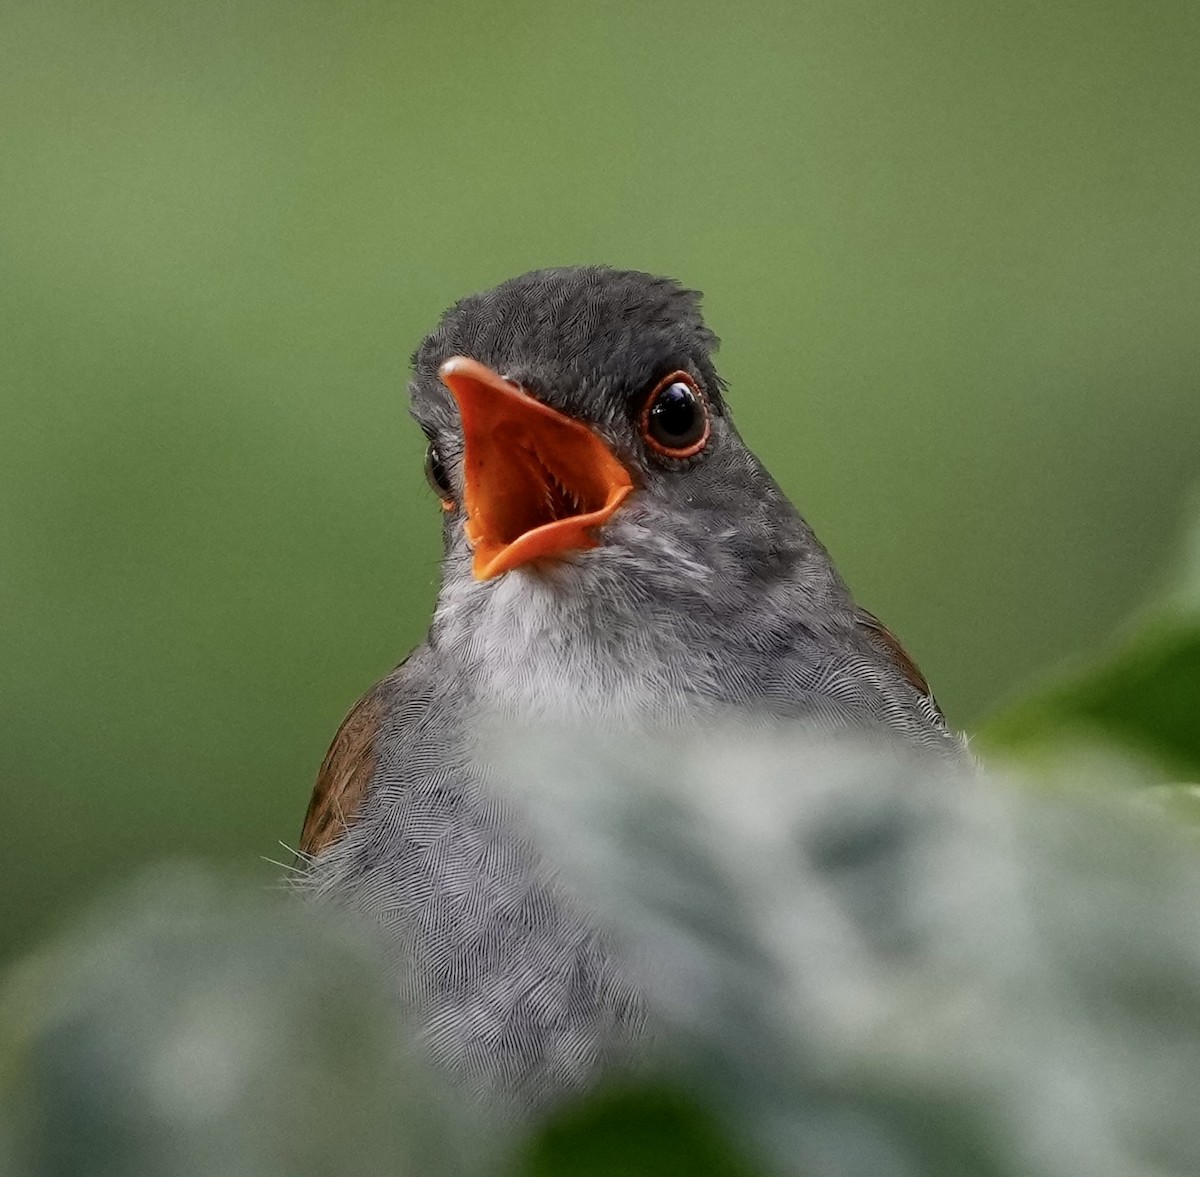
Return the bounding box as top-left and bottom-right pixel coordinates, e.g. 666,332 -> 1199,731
424,442 -> 453,500
647,382 -> 705,450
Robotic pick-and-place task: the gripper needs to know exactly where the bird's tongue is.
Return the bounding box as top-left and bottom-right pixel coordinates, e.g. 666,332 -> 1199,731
439,357 -> 633,580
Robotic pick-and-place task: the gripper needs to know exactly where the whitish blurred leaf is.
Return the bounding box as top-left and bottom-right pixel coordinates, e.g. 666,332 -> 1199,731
1142,784 -> 1200,828
502,727 -> 1200,1177
982,500 -> 1200,781
0,865 -> 490,1177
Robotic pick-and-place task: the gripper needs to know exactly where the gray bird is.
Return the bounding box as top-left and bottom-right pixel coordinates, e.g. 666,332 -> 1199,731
298,266 -> 961,1112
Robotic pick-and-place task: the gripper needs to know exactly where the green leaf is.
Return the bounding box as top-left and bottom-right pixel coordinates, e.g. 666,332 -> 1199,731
519,1086 -> 763,1177
981,501 -> 1200,781
981,623 -> 1200,779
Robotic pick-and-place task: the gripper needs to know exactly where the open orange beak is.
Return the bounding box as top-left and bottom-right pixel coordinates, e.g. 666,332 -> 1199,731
438,356 -> 634,580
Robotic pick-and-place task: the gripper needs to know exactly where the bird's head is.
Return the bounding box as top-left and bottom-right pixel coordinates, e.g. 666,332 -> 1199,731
410,267 -> 821,619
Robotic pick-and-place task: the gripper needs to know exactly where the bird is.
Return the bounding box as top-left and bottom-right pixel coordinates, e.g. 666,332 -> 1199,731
296,265 -> 962,1112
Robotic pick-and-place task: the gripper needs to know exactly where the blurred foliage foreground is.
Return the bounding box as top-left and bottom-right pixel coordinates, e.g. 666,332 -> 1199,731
4,508 -> 1200,1177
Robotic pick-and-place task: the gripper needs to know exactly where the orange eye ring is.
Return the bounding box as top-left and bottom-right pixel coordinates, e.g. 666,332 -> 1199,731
640,371 -> 710,459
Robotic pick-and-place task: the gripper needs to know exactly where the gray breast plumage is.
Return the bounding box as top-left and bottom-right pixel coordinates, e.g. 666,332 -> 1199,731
302,559 -> 963,1113
306,646 -> 649,1113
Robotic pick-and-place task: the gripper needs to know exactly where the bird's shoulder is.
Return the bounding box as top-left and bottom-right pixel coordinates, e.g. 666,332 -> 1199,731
298,650 -> 436,860
851,605 -> 945,722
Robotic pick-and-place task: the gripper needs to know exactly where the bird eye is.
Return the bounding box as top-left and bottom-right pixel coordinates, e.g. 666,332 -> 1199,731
641,372 -> 710,458
424,442 -> 454,507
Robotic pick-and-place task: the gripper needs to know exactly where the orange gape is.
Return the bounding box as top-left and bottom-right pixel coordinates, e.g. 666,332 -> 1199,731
439,356 -> 633,580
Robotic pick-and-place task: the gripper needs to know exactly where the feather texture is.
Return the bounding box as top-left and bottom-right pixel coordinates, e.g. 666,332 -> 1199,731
297,267 -> 965,1113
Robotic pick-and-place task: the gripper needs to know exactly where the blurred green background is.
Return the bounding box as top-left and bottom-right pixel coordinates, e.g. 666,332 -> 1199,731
1,0 -> 1197,966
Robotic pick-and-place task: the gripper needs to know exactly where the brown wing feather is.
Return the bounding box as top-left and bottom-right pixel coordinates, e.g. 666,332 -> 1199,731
299,687 -> 386,859
855,607 -> 942,715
